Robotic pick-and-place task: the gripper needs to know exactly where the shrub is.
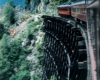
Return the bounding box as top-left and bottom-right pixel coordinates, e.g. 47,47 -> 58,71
27,18 -> 34,24
39,25 -> 44,31
36,43 -> 43,53
16,70 -> 30,80
19,62 -> 30,70
32,75 -> 40,80
50,75 -> 56,80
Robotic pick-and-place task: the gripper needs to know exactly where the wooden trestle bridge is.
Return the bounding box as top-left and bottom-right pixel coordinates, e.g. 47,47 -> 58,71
42,15 -> 87,80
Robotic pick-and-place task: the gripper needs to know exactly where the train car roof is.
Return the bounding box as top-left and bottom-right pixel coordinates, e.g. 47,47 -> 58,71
71,1 -> 86,6
58,1 -> 85,8
58,2 -> 72,8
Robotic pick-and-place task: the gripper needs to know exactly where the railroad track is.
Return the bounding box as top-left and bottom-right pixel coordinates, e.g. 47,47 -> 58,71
42,15 -> 88,80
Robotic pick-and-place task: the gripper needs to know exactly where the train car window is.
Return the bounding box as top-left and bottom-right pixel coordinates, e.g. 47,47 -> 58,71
80,8 -> 82,14
83,8 -> 86,14
72,8 -> 75,12
71,8 -> 74,12
73,8 -> 76,12
75,8 -> 80,13
80,8 -> 86,14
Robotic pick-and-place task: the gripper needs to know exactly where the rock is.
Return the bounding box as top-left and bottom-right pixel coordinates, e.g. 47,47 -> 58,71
15,5 -> 24,12
15,6 -> 25,22
22,42 -> 25,46
31,40 -> 35,47
22,38 -> 31,46
14,67 -> 18,72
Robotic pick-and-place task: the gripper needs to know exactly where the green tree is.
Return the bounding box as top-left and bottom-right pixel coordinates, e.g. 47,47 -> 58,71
25,0 -> 30,9
3,2 -> 15,25
0,58 -> 12,80
1,34 -> 10,49
25,0 -> 41,10
0,22 -> 5,39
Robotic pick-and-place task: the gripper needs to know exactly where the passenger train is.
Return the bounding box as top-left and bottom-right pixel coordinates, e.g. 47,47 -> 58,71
58,0 -> 99,80
58,1 -> 86,23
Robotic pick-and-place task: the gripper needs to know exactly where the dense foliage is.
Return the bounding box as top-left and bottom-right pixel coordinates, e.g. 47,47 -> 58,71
0,34 -> 31,80
0,13 -> 44,80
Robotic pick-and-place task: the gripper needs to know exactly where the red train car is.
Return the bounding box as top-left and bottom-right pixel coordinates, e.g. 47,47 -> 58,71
57,3 -> 71,17
71,1 -> 86,22
58,1 -> 86,22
